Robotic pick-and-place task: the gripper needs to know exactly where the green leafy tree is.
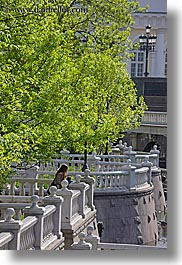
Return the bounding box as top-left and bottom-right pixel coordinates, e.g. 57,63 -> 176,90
0,0 -> 147,187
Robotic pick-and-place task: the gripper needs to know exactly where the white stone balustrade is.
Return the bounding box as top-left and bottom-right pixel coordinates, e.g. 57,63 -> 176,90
3,144 -> 160,199
141,157 -> 153,185
69,175 -> 90,218
150,145 -> 160,167
4,166 -> 152,197
0,193 -> 65,250
5,178 -> 53,196
123,146 -> 137,163
141,111 -> 167,125
0,208 -> 23,250
43,186 -> 63,239
0,232 -> 14,250
19,215 -> 37,250
72,230 -> 167,250
81,169 -> 95,211
135,167 -> 149,187
0,203 -> 31,220
85,225 -> 100,250
23,195 -> 64,250
71,232 -> 92,250
36,145 -> 160,174
56,180 -> 83,230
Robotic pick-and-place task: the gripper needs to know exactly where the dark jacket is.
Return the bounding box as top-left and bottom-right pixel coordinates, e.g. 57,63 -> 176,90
47,176 -> 72,195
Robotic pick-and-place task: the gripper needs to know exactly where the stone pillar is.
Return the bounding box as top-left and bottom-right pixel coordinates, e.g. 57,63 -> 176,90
116,140 -> 124,154
24,166 -> 39,193
88,152 -> 101,171
69,175 -> 87,218
23,195 -> 45,250
150,145 -> 160,167
71,232 -> 92,250
156,29 -> 165,77
85,226 -> 100,250
0,208 -> 22,250
56,180 -> 74,229
81,169 -> 95,211
43,186 -> 64,239
150,51 -> 157,77
124,146 -> 137,163
142,157 -> 153,185
122,159 -> 136,190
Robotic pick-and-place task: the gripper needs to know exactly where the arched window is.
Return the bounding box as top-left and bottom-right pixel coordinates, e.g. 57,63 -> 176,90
130,50 -> 145,77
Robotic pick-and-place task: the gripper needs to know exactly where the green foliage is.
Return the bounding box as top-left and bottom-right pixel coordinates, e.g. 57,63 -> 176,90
0,0 -> 147,184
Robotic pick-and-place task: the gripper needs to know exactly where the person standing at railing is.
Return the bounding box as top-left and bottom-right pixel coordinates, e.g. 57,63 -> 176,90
47,164 -> 72,195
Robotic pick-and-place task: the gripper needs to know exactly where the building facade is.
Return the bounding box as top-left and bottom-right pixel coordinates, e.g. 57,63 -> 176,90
123,0 -> 167,168
127,0 -> 167,78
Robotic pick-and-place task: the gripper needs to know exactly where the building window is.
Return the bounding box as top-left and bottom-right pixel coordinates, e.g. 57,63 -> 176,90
131,63 -> 136,77
164,51 -> 167,76
137,63 -> 143,76
130,51 -> 144,77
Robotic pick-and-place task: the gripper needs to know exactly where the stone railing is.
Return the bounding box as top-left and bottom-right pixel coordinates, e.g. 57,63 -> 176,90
35,145 -> 160,173
0,232 -> 14,250
0,193 -> 65,250
141,111 -> 167,125
3,158 -> 153,197
71,227 -> 167,250
19,215 -> 38,250
0,203 -> 31,220
0,176 -> 98,250
90,159 -> 152,191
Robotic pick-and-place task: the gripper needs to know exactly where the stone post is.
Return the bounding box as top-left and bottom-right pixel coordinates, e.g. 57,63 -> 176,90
123,142 -> 129,152
85,226 -> 100,250
150,145 -> 160,167
88,152 -> 101,171
0,208 -> 22,250
142,157 -> 153,185
23,195 -> 45,250
60,149 -> 70,160
69,175 -> 87,218
43,186 -> 64,239
25,166 -> 39,193
56,180 -> 74,229
81,169 -> 95,211
71,232 -> 92,250
122,159 -> 136,190
116,140 -> 124,154
124,146 -> 137,163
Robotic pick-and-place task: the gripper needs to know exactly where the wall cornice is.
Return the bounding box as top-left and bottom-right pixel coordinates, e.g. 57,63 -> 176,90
132,13 -> 167,30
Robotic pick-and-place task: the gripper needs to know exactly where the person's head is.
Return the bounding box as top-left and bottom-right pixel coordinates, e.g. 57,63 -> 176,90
55,164 -> 68,179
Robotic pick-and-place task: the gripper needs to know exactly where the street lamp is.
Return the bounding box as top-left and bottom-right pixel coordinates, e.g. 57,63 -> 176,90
139,25 -> 157,77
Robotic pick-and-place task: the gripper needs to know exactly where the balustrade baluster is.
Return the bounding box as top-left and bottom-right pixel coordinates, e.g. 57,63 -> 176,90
110,175 -> 113,188
10,181 -> 15,195
29,183 -> 34,196
38,183 -> 44,197
0,209 -> 6,220
15,209 -> 22,220
100,175 -> 104,189
20,182 -> 25,196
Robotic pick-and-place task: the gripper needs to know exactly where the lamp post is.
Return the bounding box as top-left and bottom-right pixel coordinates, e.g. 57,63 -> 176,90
139,25 -> 157,77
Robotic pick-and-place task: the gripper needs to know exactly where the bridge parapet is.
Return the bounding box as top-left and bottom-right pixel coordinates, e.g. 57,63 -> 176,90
141,111 -> 167,125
